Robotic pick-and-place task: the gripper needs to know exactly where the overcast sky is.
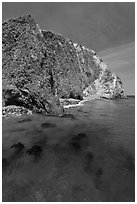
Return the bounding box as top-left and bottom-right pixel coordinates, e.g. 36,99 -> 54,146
2,2 -> 134,51
2,2 -> 135,95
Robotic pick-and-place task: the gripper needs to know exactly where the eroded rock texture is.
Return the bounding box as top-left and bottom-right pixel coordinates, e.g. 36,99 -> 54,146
2,15 -> 125,116
2,15 -> 64,115
73,43 -> 125,100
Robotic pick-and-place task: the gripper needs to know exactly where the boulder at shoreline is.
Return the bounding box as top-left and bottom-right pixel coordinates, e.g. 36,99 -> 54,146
2,15 -> 126,116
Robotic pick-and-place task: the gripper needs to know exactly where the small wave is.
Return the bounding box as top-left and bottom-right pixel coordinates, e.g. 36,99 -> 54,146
63,99 -> 90,108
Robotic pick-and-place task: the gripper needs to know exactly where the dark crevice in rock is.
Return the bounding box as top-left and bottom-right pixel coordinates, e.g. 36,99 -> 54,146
4,89 -> 25,107
49,69 -> 55,93
69,92 -> 83,100
3,88 -> 47,113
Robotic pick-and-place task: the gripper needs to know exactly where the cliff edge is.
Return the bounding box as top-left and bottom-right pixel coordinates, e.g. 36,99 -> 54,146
2,15 -> 125,116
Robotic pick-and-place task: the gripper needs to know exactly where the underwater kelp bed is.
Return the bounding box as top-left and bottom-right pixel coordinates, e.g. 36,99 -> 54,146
2,100 -> 135,202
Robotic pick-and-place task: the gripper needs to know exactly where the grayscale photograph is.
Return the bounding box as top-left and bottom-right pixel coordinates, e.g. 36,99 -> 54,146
2,1 -> 135,202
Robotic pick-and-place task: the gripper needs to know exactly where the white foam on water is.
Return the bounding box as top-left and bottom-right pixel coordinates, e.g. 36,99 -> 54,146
63,99 -> 90,108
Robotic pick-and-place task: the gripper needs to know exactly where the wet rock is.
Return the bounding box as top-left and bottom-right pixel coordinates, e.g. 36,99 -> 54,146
17,118 -> 32,123
2,158 -> 9,169
11,142 -> 25,152
77,133 -> 87,138
86,152 -> 94,162
41,122 -> 56,128
68,133 -> 88,151
94,167 -> 104,190
83,151 -> 94,174
60,114 -> 76,120
26,145 -> 42,157
70,140 -> 81,151
60,98 -> 80,106
95,167 -> 103,178
2,105 -> 32,117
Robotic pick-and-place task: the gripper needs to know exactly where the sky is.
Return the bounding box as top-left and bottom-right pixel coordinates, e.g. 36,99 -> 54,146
2,2 -> 134,52
2,2 -> 135,95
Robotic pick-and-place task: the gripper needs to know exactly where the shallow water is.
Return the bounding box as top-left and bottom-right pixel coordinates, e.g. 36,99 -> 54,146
2,97 -> 135,202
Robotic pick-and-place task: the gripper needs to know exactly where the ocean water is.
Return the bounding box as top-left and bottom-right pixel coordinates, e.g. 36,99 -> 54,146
2,97 -> 135,202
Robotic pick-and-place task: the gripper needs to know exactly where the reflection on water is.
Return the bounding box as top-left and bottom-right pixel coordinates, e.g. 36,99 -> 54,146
2,97 -> 135,202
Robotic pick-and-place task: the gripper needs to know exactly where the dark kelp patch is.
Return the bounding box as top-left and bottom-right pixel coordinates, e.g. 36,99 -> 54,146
68,133 -> 88,152
60,114 -> 77,120
41,122 -> 56,128
11,142 -> 25,153
26,145 -> 42,158
17,118 -> 32,123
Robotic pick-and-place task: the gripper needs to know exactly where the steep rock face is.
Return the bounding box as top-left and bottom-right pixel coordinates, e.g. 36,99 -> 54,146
73,43 -> 125,99
41,31 -> 125,100
2,15 -> 64,115
42,31 -> 83,99
2,15 -> 125,116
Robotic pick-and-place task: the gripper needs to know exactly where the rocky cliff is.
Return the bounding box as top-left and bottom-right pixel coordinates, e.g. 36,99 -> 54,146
2,15 -> 125,116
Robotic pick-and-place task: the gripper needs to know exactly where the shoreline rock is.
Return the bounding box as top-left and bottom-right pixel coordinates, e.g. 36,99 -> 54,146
59,98 -> 81,106
2,15 -> 126,117
2,105 -> 32,118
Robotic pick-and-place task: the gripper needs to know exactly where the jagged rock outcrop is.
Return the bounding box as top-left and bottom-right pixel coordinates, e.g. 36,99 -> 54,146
2,105 -> 32,117
2,15 -> 125,116
2,15 -> 64,115
73,43 -> 125,99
